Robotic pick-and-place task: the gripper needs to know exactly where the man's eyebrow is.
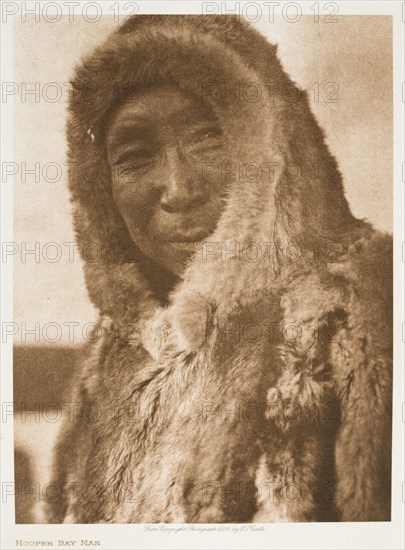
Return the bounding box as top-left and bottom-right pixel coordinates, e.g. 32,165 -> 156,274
169,105 -> 218,127
107,104 -> 219,149
107,122 -> 152,149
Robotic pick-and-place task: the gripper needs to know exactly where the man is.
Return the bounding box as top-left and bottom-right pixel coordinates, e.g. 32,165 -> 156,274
47,15 -> 392,523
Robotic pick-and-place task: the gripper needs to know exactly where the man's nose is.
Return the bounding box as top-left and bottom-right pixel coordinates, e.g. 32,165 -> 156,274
160,147 -> 207,213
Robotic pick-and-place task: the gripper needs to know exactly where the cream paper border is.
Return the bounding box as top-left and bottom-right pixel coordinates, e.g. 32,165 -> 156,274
1,1 -> 404,549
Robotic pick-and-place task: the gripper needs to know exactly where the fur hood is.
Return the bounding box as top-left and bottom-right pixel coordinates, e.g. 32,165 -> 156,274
49,15 -> 392,523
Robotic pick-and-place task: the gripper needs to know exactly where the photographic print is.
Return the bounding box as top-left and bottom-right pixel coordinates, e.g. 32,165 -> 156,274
1,2 -> 404,549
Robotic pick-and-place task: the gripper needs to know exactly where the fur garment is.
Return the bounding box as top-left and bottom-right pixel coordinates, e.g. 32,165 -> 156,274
47,15 -> 392,523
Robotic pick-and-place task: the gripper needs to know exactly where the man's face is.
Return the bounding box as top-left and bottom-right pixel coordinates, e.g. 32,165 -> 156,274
106,85 -> 227,275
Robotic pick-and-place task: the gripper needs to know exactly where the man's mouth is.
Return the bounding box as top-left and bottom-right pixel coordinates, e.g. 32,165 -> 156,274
165,228 -> 213,243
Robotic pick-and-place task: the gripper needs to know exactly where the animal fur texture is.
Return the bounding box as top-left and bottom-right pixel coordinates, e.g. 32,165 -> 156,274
46,15 -> 392,523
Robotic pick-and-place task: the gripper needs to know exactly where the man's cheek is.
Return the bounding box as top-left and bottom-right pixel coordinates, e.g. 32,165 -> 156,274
113,180 -> 154,228
201,150 -> 234,190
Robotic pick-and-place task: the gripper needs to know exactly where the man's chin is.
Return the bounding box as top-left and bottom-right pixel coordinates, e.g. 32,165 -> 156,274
158,240 -> 206,275
133,236 -> 209,275
167,240 -> 204,251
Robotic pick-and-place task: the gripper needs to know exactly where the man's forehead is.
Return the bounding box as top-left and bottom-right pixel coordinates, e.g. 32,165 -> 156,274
110,86 -> 216,126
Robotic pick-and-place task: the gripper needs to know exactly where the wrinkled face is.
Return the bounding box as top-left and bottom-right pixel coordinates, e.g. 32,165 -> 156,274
106,85 -> 227,275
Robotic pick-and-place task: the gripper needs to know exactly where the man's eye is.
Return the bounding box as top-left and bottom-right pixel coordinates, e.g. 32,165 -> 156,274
200,127 -> 223,140
189,126 -> 224,148
114,150 -> 157,172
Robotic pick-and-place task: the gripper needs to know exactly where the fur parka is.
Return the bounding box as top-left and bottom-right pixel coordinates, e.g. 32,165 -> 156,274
47,15 -> 392,523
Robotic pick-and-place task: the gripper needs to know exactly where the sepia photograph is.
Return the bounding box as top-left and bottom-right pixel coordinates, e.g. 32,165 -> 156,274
1,2 -> 404,549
